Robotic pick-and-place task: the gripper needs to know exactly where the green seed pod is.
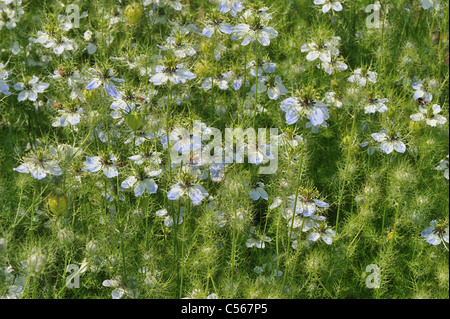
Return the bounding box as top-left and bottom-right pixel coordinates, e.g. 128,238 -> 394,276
48,194 -> 68,216
126,111 -> 142,131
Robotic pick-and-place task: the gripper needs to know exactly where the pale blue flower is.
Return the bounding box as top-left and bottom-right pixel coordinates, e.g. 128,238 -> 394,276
365,98 -> 388,114
248,182 -> 268,201
421,220 -> 449,246
13,151 -> 62,180
85,68 -> 123,98
121,169 -> 158,197
85,154 -> 119,178
167,181 -> 209,205
14,76 -> 49,102
371,129 -> 406,154
410,104 -> 447,127
314,0 -> 343,13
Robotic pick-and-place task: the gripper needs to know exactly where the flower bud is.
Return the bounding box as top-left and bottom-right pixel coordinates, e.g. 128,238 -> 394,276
86,240 -> 99,256
27,248 -> 46,275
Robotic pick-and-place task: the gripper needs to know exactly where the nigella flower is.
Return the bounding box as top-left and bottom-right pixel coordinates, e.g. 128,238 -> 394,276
167,170 -> 209,205
121,167 -> 158,197
201,12 -> 234,38
13,150 -> 62,180
163,126 -> 202,155
0,63 -> 11,94
155,207 -> 184,227
14,76 -> 49,102
85,68 -> 124,98
314,0 -> 343,13
0,1 -> 23,30
421,221 -> 449,246
371,129 -> 406,154
51,105 -> 84,131
50,68 -> 83,89
201,72 -> 231,91
308,223 -> 336,245
364,98 -> 389,114
317,56 -> 348,75
41,34 -> 77,56
85,153 -> 119,178
102,276 -> 139,299
248,59 -> 276,77
301,39 -> 339,63
277,129 -> 303,148
410,104 -> 447,127
280,92 -> 330,126
246,227 -> 271,248
324,92 -> 343,108
348,68 -> 377,86
157,33 -> 196,58
232,12 -> 278,46
211,0 -> 244,16
290,194 -> 329,217
412,78 -> 438,102
420,0 -> 441,11
147,0 -> 183,11
109,89 -> 148,120
435,155 -> 449,180
248,182 -> 268,201
251,75 -> 287,100
149,57 -> 196,85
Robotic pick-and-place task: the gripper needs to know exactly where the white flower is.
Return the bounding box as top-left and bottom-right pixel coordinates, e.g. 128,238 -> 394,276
246,227 -> 271,248
308,224 -> 335,245
324,92 -> 343,108
102,276 -> 138,299
301,40 -> 339,63
84,154 -> 119,178
248,60 -> 276,77
317,56 -> 347,75
412,78 -> 438,102
167,180 -> 209,205
410,104 -> 447,127
121,169 -> 158,197
149,64 -> 196,85
202,19 -> 234,38
52,107 -> 84,131
280,97 -> 330,126
13,151 -> 62,180
201,73 -> 230,91
435,155 -> 449,180
85,68 -> 124,98
364,98 -> 388,114
421,220 -> 449,246
251,75 -> 287,100
213,0 -> 244,16
248,182 -> 268,201
232,22 -> 278,46
348,68 -> 377,86
14,76 -> 49,102
371,129 -> 406,154
157,36 -> 196,58
420,0 -> 441,11
314,0 -> 343,13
